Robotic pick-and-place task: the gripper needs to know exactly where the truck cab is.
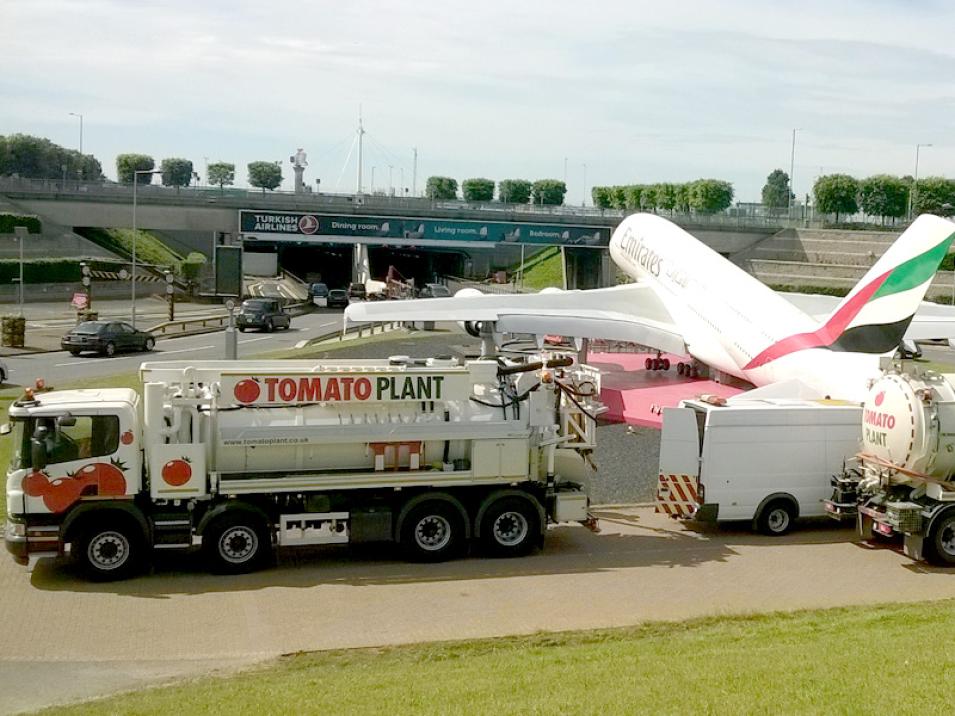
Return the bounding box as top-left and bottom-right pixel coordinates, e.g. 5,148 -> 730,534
5,388 -> 141,566
658,397 -> 861,535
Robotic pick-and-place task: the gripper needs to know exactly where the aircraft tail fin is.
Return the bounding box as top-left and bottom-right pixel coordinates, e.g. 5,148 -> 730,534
822,214 -> 955,354
744,215 -> 955,369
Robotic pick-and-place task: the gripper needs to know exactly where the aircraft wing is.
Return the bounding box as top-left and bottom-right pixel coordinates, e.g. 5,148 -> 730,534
781,291 -> 955,343
344,284 -> 689,355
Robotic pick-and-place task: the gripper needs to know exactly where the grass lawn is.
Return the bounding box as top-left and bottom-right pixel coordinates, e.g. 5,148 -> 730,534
46,598 -> 955,715
519,247 -> 564,290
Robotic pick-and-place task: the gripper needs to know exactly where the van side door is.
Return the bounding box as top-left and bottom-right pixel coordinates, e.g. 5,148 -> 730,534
657,407 -> 702,517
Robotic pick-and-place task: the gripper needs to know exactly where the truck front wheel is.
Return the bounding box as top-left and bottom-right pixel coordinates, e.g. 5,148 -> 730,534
480,497 -> 540,557
204,513 -> 272,574
74,521 -> 144,581
400,501 -> 465,562
930,513 -> 955,565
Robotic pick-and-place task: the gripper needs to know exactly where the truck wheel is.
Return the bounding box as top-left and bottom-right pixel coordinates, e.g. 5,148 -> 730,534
74,521 -> 144,581
204,513 -> 272,574
757,500 -> 795,536
400,501 -> 465,562
930,513 -> 955,565
480,497 -> 540,557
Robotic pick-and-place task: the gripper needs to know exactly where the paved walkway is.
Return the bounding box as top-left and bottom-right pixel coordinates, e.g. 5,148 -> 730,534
3,507 -> 955,712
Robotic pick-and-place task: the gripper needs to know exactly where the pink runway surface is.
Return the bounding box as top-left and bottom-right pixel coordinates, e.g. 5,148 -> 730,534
589,352 -> 746,428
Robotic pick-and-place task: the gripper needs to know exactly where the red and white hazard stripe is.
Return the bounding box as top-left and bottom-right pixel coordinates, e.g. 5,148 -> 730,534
655,473 -> 700,517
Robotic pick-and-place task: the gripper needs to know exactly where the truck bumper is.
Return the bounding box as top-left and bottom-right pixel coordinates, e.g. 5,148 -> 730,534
4,520 -> 60,566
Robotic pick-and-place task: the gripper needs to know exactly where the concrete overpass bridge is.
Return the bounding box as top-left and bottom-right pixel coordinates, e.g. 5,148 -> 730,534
0,177 -> 784,288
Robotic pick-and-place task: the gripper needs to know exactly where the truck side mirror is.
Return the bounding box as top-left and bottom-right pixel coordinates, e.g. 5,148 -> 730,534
57,415 -> 76,428
31,426 -> 49,471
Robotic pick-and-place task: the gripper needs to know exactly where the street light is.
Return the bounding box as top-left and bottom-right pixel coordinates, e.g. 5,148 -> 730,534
68,112 -> 83,155
788,128 -> 801,219
911,143 -> 933,219
132,168 -> 162,328
12,226 -> 27,316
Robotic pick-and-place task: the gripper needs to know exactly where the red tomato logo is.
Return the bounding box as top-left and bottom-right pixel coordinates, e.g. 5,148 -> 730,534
121,430 -> 134,445
74,462 -> 127,495
234,378 -> 260,403
43,477 -> 84,513
21,470 -> 51,497
874,391 -> 885,407
162,458 -> 192,486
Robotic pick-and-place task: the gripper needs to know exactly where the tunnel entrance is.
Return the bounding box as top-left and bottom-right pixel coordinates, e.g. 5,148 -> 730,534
367,247 -> 465,285
277,244 -> 354,289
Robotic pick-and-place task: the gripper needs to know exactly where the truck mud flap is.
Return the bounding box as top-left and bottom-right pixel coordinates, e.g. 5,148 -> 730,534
655,473 -> 699,518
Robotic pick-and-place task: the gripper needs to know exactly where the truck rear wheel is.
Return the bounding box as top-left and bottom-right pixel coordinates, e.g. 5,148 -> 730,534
756,500 -> 795,536
400,501 -> 465,562
930,513 -> 955,565
204,512 -> 272,574
74,521 -> 144,581
480,497 -> 540,557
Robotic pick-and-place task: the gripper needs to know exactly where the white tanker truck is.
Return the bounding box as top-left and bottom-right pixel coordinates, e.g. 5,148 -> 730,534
826,368 -> 955,564
4,355 -> 601,580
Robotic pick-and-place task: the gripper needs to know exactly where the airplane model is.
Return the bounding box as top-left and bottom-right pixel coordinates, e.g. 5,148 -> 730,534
344,213 -> 955,401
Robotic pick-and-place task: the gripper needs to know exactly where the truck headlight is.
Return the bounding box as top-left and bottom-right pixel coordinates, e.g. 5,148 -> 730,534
6,521 -> 25,538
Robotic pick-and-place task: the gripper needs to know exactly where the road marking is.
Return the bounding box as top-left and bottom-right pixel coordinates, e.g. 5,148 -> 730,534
53,344 -> 218,366
239,336 -> 271,344
157,344 -> 217,355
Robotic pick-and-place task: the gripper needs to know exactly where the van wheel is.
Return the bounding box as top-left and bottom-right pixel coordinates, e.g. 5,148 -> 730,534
204,512 -> 272,574
480,497 -> 540,557
757,500 -> 795,536
930,513 -> 955,565
74,521 -> 144,581
400,501 -> 465,562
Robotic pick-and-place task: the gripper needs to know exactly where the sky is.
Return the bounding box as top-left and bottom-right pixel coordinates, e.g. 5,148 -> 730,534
2,0 -> 954,203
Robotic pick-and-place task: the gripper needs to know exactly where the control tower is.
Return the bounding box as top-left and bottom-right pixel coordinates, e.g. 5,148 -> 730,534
290,148 -> 308,194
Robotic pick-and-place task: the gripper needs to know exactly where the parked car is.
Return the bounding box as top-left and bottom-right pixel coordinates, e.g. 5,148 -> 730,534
327,289 -> 350,309
236,298 -> 291,333
418,283 -> 451,298
61,321 -> 155,357
348,282 -> 367,300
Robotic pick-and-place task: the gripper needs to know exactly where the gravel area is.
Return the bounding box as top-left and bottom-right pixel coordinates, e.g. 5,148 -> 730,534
315,328 -> 658,505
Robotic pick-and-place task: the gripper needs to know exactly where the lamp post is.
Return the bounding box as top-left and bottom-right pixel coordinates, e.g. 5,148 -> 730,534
132,169 -> 161,328
911,143 -> 933,219
68,112 -> 83,155
788,128 -> 801,219
13,226 -> 27,316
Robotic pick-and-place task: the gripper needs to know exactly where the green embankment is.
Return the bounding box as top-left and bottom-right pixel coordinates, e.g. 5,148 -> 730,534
47,599 -> 955,714
74,227 -> 184,269
515,247 -> 563,290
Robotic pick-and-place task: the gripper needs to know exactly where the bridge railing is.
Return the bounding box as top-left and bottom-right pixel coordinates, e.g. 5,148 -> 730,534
0,175 -> 814,230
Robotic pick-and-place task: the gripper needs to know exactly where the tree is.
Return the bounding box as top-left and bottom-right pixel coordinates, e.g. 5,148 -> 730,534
531,179 -> 567,206
674,183 -> 691,213
912,177 -> 955,215
247,161 -> 282,192
160,158 -> 194,189
462,178 -> 494,202
117,154 -> 155,184
656,183 -> 677,213
207,162 -> 235,189
689,179 -> 734,213
610,186 -> 628,210
425,176 -> 458,200
761,169 -> 791,214
0,134 -> 103,181
859,175 -> 908,224
591,186 -> 614,209
498,179 -> 531,204
813,174 -> 859,222
624,185 -> 644,211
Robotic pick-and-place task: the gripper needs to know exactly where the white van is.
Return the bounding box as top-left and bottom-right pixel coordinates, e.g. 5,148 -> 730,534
657,396 -> 861,535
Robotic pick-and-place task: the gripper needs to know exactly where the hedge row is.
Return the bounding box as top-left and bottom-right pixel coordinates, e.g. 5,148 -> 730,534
0,213 -> 41,234
0,259 -> 80,284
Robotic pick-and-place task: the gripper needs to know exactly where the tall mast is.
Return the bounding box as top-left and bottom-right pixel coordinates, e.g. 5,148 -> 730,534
412,146 -> 418,197
356,107 -> 366,194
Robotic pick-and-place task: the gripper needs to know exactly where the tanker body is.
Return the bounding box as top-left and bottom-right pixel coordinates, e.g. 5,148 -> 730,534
4,356 -> 602,580
826,368 -> 955,564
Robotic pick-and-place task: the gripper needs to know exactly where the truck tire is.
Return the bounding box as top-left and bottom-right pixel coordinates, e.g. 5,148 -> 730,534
74,520 -> 144,581
756,500 -> 795,536
479,496 -> 540,557
204,512 -> 272,574
930,513 -> 955,565
400,501 -> 465,562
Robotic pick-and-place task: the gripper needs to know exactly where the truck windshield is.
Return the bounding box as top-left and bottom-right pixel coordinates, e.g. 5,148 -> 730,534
9,419 -> 31,470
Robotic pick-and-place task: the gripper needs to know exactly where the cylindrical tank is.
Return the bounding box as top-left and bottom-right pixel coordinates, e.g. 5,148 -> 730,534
862,371 -> 955,480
